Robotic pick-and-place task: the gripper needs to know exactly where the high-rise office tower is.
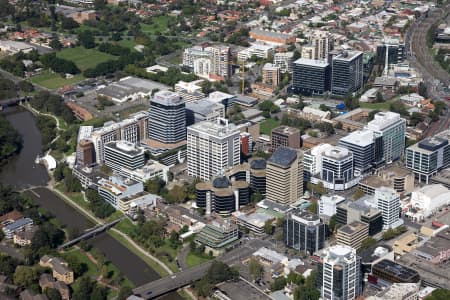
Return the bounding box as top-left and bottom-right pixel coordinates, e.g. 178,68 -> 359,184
317,245 -> 362,300
405,129 -> 450,183
149,91 -> 186,146
373,187 -> 402,230
266,147 -> 303,205
339,130 -> 375,175
283,210 -> 326,254
321,146 -> 354,188
187,118 -> 240,181
331,51 -> 363,96
293,58 -> 331,95
365,112 -> 406,164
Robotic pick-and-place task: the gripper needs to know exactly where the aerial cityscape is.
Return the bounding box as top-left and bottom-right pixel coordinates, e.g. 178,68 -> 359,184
0,0 -> 450,300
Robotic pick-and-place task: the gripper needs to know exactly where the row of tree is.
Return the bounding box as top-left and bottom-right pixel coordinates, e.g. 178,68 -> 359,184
0,115 -> 22,163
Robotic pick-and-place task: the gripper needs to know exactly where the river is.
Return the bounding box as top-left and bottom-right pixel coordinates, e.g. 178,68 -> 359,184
0,107 -> 181,299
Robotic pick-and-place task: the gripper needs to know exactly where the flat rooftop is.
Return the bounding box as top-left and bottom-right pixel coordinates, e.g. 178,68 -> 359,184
272,125 -> 300,136
294,58 -> 329,68
268,147 -> 298,168
340,129 -> 374,147
338,221 -> 368,234
373,259 -> 420,282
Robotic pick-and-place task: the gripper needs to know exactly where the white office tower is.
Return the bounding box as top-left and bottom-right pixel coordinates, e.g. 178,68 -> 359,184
373,187 -> 403,230
187,118 -> 240,181
318,245 -> 362,300
104,141 -> 145,171
365,112 -> 406,164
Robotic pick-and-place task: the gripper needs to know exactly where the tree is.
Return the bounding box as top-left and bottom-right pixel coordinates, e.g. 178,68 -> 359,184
13,266 -> 38,288
264,220 -> 273,235
72,276 -> 94,300
248,258 -> 263,281
271,277 -> 287,291
78,30 -> 96,49
49,37 -> 62,51
18,81 -> 34,93
144,178 -> 165,195
360,237 -> 377,251
426,289 -> 450,300
45,288 -> 62,300
61,17 -> 79,30
251,191 -> 263,203
117,286 -> 132,300
328,215 -> 339,234
165,185 -> 186,204
308,200 -> 318,214
375,91 -> 384,103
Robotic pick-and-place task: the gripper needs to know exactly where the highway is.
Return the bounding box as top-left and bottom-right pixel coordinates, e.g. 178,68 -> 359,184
133,239 -> 271,299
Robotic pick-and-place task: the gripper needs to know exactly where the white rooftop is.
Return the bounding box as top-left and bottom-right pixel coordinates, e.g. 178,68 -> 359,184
366,111 -> 402,132
294,58 -> 329,68
340,129 -> 374,147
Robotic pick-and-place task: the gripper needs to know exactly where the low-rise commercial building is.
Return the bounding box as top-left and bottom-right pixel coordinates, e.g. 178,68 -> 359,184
104,140 -> 145,171
2,218 -> 33,239
406,184 -> 450,221
371,259 -> 420,284
336,221 -> 369,251
97,176 -> 144,211
271,126 -> 300,152
195,220 -> 239,255
233,211 -> 274,235
318,195 -> 346,219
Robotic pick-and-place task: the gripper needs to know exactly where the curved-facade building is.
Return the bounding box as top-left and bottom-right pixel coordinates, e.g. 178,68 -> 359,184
250,159 -> 266,195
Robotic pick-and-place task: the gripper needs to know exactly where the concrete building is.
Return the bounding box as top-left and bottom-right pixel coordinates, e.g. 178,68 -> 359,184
292,58 -> 331,95
39,255 -> 74,285
405,130 -> 450,183
367,283 -> 419,300
195,176 -> 249,216
380,166 -> 415,195
195,220 -> 239,255
366,112 -> 406,164
2,218 -> 33,239
185,99 -> 225,126
301,44 -> 315,60
317,245 -> 362,300
97,76 -> 168,103
283,210 -> 326,254
233,211 -> 274,235
371,260 -> 420,284
187,119 -> 240,181
320,146 -> 355,190
266,147 -> 303,205
262,63 -> 281,88
336,221 -> 369,251
303,143 -> 334,181
116,160 -> 169,183
97,176 -> 144,211
174,80 -> 205,102
407,184 -> 450,221
318,195 -> 346,218
237,44 -> 275,61
183,45 -> 231,79
331,51 -> 364,96
336,198 -> 383,236
274,52 -> 294,73
271,126 -> 301,152
76,139 -> 95,167
339,130 -> 376,174
374,187 -> 402,230
310,30 -> 334,61
0,40 -> 35,54
249,29 -> 295,45
148,90 -> 186,147
104,140 -> 145,171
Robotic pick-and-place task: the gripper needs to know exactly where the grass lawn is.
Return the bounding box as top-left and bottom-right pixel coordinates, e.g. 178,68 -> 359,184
104,210 -> 124,223
154,241 -> 180,273
259,118 -> 281,135
118,39 -> 137,49
107,230 -> 170,277
114,218 -> 137,236
185,252 -> 212,268
64,248 -> 98,278
360,102 -> 391,110
29,70 -> 84,90
56,47 -> 117,71
140,16 -> 175,35
55,183 -> 90,211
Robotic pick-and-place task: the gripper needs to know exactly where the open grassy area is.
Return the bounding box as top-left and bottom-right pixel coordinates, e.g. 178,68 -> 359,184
55,183 -> 91,212
114,218 -> 137,236
259,118 -> 281,135
185,252 -> 212,268
118,39 -> 137,50
104,210 -> 124,223
140,16 -> 175,35
153,241 -> 180,273
107,230 -> 170,277
64,248 -> 98,278
29,70 -> 84,90
360,102 -> 391,110
56,47 -> 117,71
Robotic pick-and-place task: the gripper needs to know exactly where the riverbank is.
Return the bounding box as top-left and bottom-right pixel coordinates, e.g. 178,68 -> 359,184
50,186 -> 174,277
